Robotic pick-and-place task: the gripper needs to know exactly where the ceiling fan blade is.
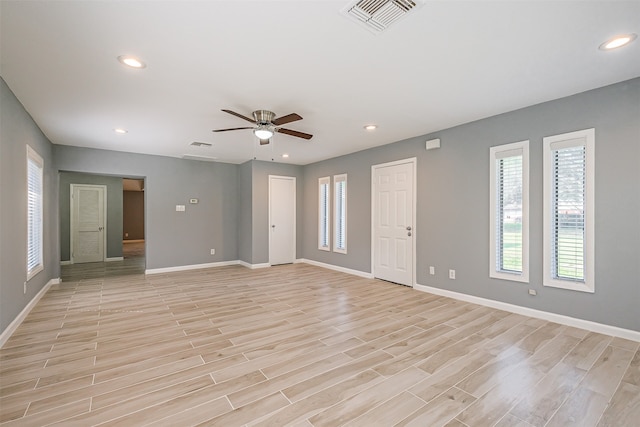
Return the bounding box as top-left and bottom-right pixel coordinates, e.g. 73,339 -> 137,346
221,109 -> 255,124
272,113 -> 302,126
212,127 -> 254,132
276,128 -> 313,140
259,139 -> 270,145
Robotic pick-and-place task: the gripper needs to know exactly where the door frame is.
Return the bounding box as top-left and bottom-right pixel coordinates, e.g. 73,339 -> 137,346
70,183 -> 107,264
371,157 -> 417,286
268,175 -> 296,265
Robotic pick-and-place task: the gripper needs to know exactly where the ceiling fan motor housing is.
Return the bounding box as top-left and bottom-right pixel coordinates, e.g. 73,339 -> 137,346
253,110 -> 276,125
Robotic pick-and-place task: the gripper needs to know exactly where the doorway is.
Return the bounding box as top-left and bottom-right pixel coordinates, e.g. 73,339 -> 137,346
372,158 -> 417,286
269,175 -> 296,265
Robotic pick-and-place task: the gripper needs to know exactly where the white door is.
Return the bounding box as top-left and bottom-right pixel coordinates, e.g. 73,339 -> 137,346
71,184 -> 106,264
269,175 -> 296,265
372,159 -> 416,286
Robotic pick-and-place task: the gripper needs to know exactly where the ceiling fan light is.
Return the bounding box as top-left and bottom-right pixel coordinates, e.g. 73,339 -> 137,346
254,128 -> 273,140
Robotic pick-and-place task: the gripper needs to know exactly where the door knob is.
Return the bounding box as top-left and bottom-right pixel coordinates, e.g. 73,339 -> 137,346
408,231 -> 412,236
406,226 -> 412,231
272,225 -> 276,228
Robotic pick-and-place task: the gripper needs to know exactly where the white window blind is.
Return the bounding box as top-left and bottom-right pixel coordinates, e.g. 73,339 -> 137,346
543,129 -> 594,293
27,146 -> 44,280
489,141 -> 529,282
551,144 -> 586,281
334,174 -> 347,253
318,177 -> 330,251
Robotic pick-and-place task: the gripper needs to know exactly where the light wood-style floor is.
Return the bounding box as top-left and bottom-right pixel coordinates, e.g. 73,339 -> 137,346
1,263 -> 638,426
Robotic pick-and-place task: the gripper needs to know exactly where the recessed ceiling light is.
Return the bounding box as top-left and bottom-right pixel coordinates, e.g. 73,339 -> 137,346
364,124 -> 377,131
282,154 -> 289,158
599,33 -> 637,50
117,55 -> 146,68
114,128 -> 128,134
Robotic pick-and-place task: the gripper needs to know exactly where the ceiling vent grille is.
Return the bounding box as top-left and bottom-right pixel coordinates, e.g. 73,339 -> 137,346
342,0 -> 420,34
190,141 -> 212,147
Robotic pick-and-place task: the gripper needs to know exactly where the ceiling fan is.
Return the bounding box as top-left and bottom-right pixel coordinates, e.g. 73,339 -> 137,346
212,109 -> 313,145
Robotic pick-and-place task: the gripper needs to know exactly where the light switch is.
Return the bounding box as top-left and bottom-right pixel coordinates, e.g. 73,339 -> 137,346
176,205 -> 185,212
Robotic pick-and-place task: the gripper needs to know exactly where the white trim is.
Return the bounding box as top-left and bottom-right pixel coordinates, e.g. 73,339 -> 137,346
268,175 -> 296,265
318,176 -> 331,251
543,128 -> 595,293
145,261 -> 239,275
0,278 -> 60,349
70,184 -> 107,263
26,145 -> 44,281
105,257 -> 124,262
60,260 -> 72,265
415,283 -> 640,342
371,157 -> 417,287
123,239 -> 145,244
299,258 -> 373,279
489,140 -> 529,283
238,261 -> 271,269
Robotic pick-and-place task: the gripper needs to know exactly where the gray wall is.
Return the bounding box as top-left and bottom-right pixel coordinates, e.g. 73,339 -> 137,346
250,161 -> 304,264
53,146 -> 238,270
0,77 -> 59,333
123,191 -> 145,240
301,78 -> 640,332
59,172 -> 123,261
237,161 -> 253,264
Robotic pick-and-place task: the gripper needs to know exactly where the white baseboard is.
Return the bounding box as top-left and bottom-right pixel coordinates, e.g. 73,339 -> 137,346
145,260 -> 239,275
415,283 -> 640,343
238,261 -> 271,269
123,239 -> 145,243
298,258 -> 373,279
62,257 -> 124,264
0,277 -> 60,349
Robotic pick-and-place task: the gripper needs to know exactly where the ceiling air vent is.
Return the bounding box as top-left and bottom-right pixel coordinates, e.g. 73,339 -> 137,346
190,141 -> 212,147
342,0 -> 420,34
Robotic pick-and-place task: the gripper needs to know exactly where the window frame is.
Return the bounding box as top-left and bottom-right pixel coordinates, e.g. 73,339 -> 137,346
543,128 -> 595,293
333,174 -> 347,254
318,176 -> 331,251
489,140 -> 529,283
26,145 -> 44,281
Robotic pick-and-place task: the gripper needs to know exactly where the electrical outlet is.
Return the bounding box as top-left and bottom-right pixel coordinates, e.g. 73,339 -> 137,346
429,266 -> 435,275
449,269 -> 456,279
528,289 -> 537,296
210,249 -> 215,255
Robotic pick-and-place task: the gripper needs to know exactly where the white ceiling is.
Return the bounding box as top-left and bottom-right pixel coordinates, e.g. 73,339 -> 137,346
1,1 -> 639,165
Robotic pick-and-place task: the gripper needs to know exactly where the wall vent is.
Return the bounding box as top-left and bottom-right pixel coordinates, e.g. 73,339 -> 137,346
190,141 -> 212,147
342,0 -> 420,34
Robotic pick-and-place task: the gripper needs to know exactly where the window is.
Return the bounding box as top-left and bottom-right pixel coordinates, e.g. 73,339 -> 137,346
490,141 -> 529,282
27,145 -> 44,280
334,174 -> 347,253
543,128 -> 595,293
318,177 -> 330,251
